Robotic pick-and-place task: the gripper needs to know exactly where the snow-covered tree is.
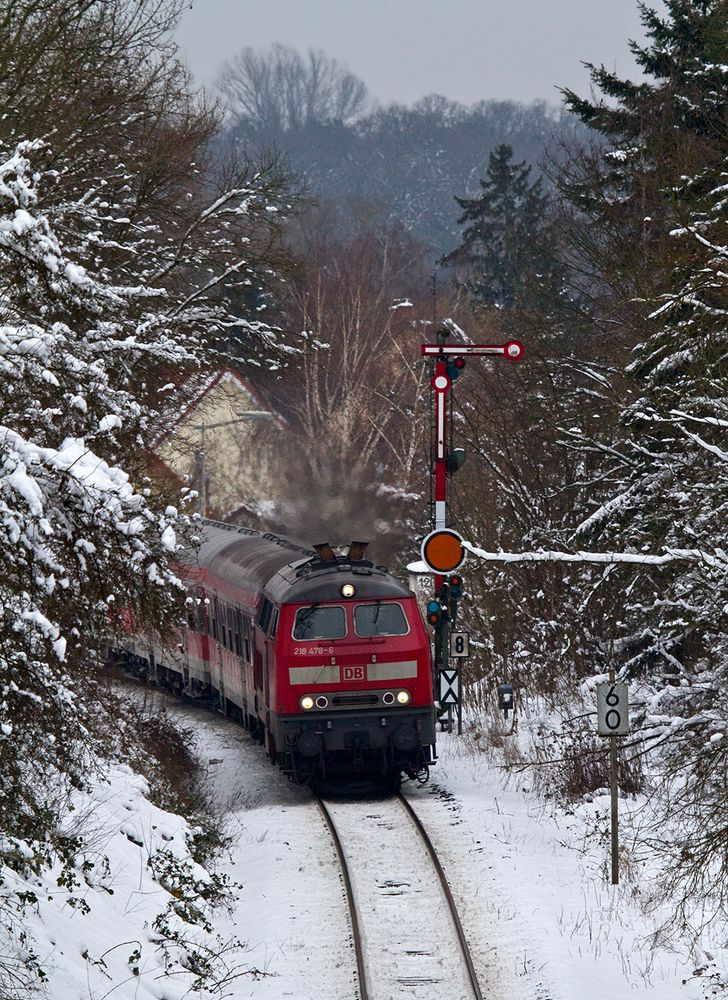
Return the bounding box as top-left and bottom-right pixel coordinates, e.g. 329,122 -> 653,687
0,137 -> 189,832
0,0 -> 293,852
445,144 -> 567,317
550,2 -> 728,927
574,166 -> 728,668
558,0 -> 728,306
558,0 -> 728,681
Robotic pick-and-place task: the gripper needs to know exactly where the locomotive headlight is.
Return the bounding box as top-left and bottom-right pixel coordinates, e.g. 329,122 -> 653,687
341,583 -> 356,598
396,690 -> 411,705
300,695 -> 315,711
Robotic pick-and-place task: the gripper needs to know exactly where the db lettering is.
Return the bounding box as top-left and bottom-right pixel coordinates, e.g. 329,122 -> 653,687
344,666 -> 364,681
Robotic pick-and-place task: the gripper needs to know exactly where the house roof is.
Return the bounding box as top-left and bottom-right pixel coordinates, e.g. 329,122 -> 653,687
151,366 -> 286,451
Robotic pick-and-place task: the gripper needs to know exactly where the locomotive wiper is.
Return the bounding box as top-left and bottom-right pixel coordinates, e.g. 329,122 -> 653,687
296,603 -> 319,634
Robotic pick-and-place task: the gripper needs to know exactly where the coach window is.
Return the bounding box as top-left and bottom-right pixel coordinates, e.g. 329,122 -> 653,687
293,605 -> 347,640
243,616 -> 252,661
268,607 -> 279,639
233,609 -> 242,656
196,590 -> 207,634
354,602 -> 409,637
186,591 -> 196,631
227,606 -> 235,650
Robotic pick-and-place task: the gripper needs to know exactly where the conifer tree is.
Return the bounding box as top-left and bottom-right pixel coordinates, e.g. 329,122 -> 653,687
561,0 -> 728,675
559,0 -> 728,300
558,3 -> 728,921
536,0 -> 728,932
445,143 -> 565,316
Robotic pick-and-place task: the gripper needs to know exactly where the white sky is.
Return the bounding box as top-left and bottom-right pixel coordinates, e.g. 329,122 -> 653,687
175,0 -> 660,108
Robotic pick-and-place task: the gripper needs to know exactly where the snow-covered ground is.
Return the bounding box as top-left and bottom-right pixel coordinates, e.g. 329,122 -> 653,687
7,700 -> 722,999
168,705 -> 720,1000
2,761 -> 229,1000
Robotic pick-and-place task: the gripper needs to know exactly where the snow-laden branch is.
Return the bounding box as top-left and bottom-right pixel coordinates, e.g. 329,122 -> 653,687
670,408 -> 728,430
679,427 -> 728,462
407,542 -> 727,575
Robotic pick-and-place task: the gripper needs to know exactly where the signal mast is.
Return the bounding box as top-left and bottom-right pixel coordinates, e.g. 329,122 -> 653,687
419,325 -> 524,732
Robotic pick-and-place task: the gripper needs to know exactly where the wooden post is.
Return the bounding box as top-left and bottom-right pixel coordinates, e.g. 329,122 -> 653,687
457,668 -> 463,735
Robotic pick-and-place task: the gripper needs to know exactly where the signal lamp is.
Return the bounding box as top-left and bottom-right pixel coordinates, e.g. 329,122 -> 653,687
446,447 -> 466,474
426,599 -> 441,627
449,575 -> 463,600
445,356 -> 466,380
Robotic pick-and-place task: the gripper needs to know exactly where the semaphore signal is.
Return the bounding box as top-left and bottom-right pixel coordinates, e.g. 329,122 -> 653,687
420,326 -> 525,733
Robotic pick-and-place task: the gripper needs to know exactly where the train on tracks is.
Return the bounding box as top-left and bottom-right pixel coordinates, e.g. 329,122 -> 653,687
127,519 -> 437,787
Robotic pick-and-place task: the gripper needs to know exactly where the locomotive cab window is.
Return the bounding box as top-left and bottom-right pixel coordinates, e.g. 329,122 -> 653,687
354,602 -> 409,637
293,605 -> 347,640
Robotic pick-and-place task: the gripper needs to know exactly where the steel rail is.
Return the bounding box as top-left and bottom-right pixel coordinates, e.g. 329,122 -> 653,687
315,796 -> 370,1000
397,793 -> 484,1000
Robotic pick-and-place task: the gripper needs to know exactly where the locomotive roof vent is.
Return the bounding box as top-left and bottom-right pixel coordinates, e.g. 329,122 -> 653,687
313,543 -> 336,563
299,541 -> 384,581
311,541 -> 371,566
347,541 -> 369,562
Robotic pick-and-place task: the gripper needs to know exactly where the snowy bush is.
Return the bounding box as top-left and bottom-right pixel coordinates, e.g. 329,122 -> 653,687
0,2 -> 292,992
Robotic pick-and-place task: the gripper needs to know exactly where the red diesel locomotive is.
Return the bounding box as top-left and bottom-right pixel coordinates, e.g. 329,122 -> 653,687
141,520 -> 437,785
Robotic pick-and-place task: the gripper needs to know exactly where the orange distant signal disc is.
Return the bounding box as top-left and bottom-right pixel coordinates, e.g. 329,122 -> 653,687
421,529 -> 465,573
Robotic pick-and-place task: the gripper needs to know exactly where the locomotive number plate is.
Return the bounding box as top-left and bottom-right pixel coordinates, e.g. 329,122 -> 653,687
293,646 -> 334,655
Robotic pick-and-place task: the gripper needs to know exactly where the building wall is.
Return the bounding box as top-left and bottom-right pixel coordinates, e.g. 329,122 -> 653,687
156,373 -> 286,520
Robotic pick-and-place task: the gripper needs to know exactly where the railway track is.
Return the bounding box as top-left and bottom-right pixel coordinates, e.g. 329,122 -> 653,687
316,791 -> 484,1000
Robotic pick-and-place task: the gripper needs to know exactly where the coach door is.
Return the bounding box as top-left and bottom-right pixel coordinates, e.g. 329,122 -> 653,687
254,597 -> 279,710
253,598 -> 269,712
210,595 -> 225,706
264,606 -> 279,707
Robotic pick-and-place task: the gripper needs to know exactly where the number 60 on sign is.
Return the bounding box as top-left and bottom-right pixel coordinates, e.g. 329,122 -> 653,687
597,683 -> 630,736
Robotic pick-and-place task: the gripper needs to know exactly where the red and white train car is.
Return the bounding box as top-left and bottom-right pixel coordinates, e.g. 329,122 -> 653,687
140,520 -> 437,786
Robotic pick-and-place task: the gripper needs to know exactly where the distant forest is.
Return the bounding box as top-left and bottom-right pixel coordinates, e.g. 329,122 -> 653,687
218,45 -> 583,252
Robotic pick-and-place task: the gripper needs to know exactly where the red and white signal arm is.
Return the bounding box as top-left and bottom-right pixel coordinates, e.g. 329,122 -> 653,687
420,528 -> 466,574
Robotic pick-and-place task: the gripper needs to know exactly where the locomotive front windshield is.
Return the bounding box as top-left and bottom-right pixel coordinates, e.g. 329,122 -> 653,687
354,602 -> 409,637
293,605 -> 346,640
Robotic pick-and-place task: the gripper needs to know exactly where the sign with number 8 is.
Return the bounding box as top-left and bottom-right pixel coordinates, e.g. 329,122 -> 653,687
450,631 -> 470,658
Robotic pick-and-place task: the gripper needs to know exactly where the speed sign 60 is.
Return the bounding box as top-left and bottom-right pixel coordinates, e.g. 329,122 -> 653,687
597,683 -> 630,736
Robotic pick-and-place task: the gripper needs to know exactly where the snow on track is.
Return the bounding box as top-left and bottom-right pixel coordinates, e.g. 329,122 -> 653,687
168,704 -> 355,999
320,794 -> 476,1000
